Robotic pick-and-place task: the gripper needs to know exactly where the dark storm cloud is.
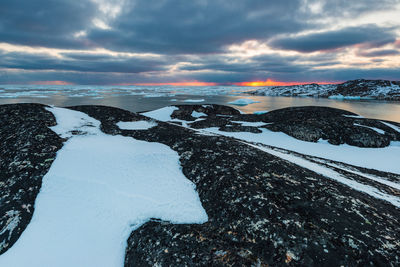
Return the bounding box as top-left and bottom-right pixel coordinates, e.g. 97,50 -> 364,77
0,51 -> 169,73
270,25 -> 397,53
1,0 -> 398,53
1,0 -> 400,84
179,53 -> 342,75
86,0 -> 400,54
87,0 -> 307,54
0,0 -> 97,48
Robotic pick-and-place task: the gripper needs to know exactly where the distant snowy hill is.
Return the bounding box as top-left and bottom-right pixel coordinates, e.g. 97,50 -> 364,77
248,79 -> 400,100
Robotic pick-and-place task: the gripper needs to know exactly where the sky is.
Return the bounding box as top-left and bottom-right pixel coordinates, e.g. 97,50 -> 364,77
0,0 -> 399,85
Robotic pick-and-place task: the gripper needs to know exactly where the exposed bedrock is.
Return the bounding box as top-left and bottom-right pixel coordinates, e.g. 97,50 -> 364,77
0,103 -> 63,254
170,105 -> 400,148
1,104 -> 400,266
68,105 -> 400,266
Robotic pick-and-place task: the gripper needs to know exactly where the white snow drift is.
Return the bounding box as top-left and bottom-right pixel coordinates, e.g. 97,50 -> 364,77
116,120 -> 157,130
203,127 -> 400,175
0,107 -> 207,267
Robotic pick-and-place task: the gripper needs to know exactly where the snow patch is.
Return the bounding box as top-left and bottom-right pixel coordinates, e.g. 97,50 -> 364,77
191,111 -> 207,118
117,120 -> 157,130
0,107 -> 207,267
201,127 -> 400,174
247,143 -> 400,208
354,123 -> 385,134
231,121 -> 270,127
141,106 -> 179,122
343,114 -> 364,119
381,121 -> 400,133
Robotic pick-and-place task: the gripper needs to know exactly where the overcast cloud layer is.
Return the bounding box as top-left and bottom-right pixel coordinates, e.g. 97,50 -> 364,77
0,0 -> 399,84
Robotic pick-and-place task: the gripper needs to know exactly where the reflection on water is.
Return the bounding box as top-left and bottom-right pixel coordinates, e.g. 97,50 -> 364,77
0,93 -> 399,123
228,95 -> 400,123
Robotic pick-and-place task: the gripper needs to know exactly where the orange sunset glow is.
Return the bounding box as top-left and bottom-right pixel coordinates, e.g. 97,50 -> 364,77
30,81 -> 75,85
234,79 -> 339,87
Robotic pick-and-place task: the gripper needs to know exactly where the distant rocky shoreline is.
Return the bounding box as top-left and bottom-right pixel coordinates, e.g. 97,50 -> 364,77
1,103 -> 400,266
248,79 -> 400,101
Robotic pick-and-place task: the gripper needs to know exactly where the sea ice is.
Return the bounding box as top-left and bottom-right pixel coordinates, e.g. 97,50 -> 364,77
253,110 -> 268,115
228,98 -> 260,106
183,99 -> 205,103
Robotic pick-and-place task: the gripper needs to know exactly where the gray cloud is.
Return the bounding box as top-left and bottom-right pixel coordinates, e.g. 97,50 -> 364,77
178,54 -> 308,75
0,0 -> 399,84
357,49 -> 400,57
87,0 -> 307,54
270,25 -> 397,52
0,0 -> 97,48
0,51 -> 169,73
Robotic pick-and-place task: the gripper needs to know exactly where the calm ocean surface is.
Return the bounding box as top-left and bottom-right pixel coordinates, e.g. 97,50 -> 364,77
1,85 -> 399,122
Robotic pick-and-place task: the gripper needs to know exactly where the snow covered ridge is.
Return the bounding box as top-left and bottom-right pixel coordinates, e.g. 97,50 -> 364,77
248,79 -> 400,100
1,103 -> 400,266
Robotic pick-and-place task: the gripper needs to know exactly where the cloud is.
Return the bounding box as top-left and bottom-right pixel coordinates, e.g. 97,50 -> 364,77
270,25 -> 397,52
87,0 -> 307,54
302,0 -> 398,17
357,49 -> 400,57
0,0 -> 399,84
0,51 -> 169,73
0,0 -> 97,48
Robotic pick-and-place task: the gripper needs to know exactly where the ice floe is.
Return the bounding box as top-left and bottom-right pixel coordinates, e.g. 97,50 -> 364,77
228,98 -> 260,106
183,99 -> 205,103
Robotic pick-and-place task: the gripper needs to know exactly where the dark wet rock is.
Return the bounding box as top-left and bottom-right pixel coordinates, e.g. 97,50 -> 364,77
219,125 -> 262,133
67,105 -> 400,266
1,103 -> 400,266
0,103 -> 63,254
172,105 -> 399,148
262,106 -> 398,147
169,104 -> 241,121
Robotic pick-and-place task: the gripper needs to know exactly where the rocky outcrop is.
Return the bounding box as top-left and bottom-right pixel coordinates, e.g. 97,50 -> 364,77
331,79 -> 400,100
1,103 -> 400,266
169,105 -> 400,148
0,104 -> 63,254
248,79 -> 400,101
67,105 -> 400,266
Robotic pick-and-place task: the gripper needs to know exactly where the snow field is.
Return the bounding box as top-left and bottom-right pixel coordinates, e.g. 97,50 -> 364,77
0,107 -> 207,267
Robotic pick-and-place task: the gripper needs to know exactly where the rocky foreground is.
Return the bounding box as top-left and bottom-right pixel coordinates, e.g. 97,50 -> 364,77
248,79 -> 400,101
1,103 -> 400,266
